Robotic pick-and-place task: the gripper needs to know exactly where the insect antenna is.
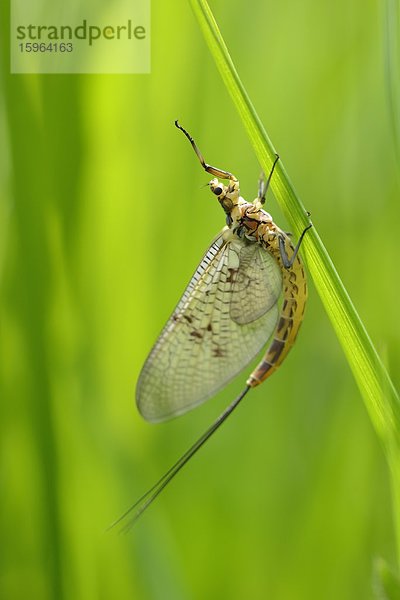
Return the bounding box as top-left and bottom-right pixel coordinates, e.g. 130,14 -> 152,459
175,119 -> 236,180
109,385 -> 251,532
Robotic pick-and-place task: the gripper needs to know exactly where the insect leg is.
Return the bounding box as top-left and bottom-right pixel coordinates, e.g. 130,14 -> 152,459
279,222 -> 313,268
258,154 -> 280,204
258,171 -> 265,201
175,120 -> 237,181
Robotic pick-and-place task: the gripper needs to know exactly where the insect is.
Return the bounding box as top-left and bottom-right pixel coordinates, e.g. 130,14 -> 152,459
113,121 -> 312,530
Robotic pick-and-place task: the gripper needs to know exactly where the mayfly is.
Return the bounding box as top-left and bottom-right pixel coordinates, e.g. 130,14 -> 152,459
114,121 -> 312,530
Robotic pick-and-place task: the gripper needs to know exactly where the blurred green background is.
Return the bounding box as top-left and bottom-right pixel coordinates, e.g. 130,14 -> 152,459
1,0 -> 399,598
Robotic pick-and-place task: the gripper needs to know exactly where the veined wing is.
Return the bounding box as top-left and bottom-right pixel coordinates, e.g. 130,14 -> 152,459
230,241 -> 282,324
136,233 -> 282,423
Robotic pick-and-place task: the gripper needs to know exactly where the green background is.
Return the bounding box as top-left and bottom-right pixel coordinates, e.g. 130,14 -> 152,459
1,1 -> 399,599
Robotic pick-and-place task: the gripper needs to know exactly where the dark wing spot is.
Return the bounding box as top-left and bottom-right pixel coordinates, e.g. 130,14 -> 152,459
213,346 -> 224,358
190,330 -> 203,339
226,267 -> 237,284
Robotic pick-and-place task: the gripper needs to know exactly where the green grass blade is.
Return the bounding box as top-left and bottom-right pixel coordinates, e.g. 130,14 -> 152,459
374,558 -> 400,600
384,0 -> 400,171
189,0 -> 400,562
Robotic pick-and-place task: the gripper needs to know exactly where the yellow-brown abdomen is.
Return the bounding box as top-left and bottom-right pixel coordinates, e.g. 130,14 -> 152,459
246,235 -> 307,387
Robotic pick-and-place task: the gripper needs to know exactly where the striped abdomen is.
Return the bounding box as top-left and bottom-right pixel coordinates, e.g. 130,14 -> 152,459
246,232 -> 307,387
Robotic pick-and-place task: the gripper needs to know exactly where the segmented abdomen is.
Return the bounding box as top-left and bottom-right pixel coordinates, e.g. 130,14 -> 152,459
246,232 -> 307,387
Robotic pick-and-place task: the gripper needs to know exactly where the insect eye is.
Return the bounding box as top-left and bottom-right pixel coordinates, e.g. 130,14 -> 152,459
213,186 -> 223,196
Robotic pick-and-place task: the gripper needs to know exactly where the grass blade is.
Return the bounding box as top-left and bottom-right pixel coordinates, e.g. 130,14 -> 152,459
189,0 -> 400,562
384,0 -> 400,171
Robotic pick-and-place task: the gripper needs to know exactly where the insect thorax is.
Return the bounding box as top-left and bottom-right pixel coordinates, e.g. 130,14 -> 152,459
210,177 -> 279,248
228,201 -> 278,246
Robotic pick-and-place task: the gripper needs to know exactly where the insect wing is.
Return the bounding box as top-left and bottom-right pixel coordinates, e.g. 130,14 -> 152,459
136,234 -> 282,422
230,242 -> 282,324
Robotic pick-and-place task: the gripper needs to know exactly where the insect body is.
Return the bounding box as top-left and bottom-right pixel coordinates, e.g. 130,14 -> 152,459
113,122 -> 312,530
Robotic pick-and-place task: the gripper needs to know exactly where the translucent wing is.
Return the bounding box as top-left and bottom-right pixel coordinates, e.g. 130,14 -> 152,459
230,241 -> 282,324
136,233 -> 282,422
